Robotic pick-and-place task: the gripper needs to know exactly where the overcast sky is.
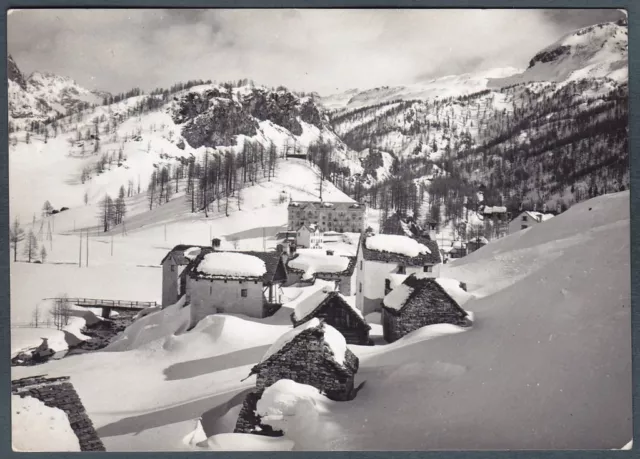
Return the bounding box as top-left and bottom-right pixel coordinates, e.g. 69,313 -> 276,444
8,8 -> 625,96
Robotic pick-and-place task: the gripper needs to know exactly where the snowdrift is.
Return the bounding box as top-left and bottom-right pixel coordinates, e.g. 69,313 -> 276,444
12,395 -> 82,452
310,191 -> 631,449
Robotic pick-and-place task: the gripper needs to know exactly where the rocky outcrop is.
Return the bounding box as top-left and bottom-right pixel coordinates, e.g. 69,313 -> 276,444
528,45 -> 571,68
240,89 -> 304,135
178,98 -> 258,148
8,55 -> 27,90
172,85 -> 328,149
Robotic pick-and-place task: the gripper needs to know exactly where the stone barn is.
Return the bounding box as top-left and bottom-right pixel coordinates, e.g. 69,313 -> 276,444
355,233 -> 441,315
160,244 -> 208,308
250,318 -> 358,400
291,289 -> 371,345
382,274 -> 471,343
234,318 -> 359,435
12,375 -> 105,451
186,249 -> 288,326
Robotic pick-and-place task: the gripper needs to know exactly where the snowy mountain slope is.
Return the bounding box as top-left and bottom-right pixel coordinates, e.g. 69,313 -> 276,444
26,71 -> 105,114
8,55 -> 108,129
327,20 -> 628,213
322,67 -> 521,112
9,78 -> 363,224
488,19 -> 628,87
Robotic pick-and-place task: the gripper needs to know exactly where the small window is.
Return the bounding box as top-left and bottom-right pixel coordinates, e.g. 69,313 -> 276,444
423,265 -> 433,273
241,289 -> 248,297
397,265 -> 406,274
360,260 -> 363,270
359,282 -> 362,293
521,225 -> 528,230
170,265 -> 176,272
522,216 -> 528,222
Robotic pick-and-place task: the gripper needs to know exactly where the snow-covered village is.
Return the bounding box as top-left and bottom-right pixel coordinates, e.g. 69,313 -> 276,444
8,9 -> 631,452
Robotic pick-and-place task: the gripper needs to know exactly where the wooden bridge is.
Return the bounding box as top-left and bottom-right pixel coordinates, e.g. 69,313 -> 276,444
48,298 -> 158,318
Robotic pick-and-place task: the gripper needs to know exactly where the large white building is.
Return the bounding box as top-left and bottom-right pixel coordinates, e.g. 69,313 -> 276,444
161,246 -> 288,326
288,200 -> 365,233
355,233 -> 442,315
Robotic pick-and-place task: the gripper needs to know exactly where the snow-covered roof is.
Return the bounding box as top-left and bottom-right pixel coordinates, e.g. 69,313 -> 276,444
383,283 -> 414,311
292,286 -> 334,322
287,252 -> 350,280
259,318 -> 347,366
366,234 -> 431,257
292,290 -> 367,327
195,252 -> 266,278
434,277 -> 474,306
382,274 -> 470,317
521,211 -> 555,223
361,233 -> 441,266
483,206 -> 507,214
184,247 -> 202,260
387,273 -> 409,290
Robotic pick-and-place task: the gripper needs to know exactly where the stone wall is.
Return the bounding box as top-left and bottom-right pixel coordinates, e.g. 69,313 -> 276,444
233,391 -> 283,436
11,376 -> 106,451
255,330 -> 356,401
382,284 -> 469,343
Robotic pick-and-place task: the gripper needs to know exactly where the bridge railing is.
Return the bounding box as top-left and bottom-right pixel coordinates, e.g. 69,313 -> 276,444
46,298 -> 157,309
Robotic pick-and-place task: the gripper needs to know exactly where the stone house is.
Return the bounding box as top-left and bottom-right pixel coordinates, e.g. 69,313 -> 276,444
291,290 -> 371,345
355,233 -> 441,315
160,244 -> 209,308
381,275 -> 470,343
185,249 -> 288,326
288,200 -> 365,233
249,318 -> 359,400
286,251 -> 357,295
508,210 -> 555,234
235,318 -> 359,435
12,376 -> 105,451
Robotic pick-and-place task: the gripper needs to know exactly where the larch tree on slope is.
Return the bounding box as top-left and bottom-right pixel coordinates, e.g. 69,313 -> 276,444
23,230 -> 38,263
10,217 -> 24,262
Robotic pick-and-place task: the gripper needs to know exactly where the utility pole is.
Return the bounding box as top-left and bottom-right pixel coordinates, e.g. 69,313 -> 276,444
263,227 -> 266,252
86,228 -> 89,267
164,224 -> 167,242
79,231 -> 82,268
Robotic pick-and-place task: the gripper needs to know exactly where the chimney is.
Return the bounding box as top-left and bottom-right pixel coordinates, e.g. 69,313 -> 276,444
211,238 -> 221,251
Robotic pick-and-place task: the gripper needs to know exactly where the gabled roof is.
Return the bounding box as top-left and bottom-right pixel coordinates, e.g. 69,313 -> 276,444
382,274 -> 469,317
292,291 -> 370,330
286,253 -> 355,279
160,244 -> 210,265
189,249 -> 287,283
513,211 -> 555,224
359,233 -> 441,266
248,319 -> 359,378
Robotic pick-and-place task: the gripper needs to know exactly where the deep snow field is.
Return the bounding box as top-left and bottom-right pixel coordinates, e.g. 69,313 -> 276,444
10,182 -> 632,450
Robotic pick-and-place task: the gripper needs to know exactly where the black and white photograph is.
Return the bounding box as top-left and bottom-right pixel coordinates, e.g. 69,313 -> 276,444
8,8 -> 631,452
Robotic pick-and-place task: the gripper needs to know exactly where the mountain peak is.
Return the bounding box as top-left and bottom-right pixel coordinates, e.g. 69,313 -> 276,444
8,55 -> 27,90
489,20 -> 627,88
